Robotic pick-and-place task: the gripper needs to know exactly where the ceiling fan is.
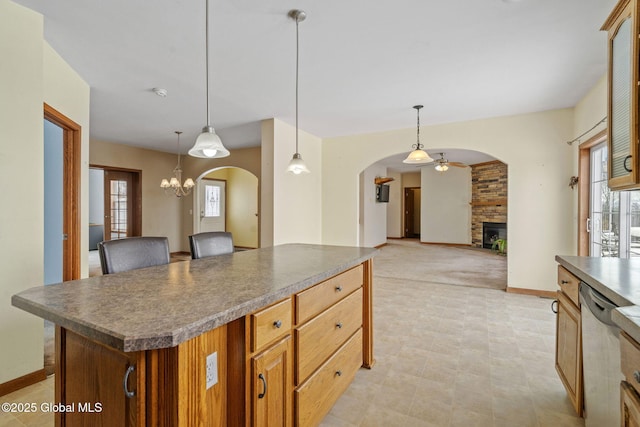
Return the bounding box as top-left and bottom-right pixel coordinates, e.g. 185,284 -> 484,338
433,152 -> 468,172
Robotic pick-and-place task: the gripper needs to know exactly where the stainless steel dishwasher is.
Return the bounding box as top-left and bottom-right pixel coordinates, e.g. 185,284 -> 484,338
579,281 -> 624,427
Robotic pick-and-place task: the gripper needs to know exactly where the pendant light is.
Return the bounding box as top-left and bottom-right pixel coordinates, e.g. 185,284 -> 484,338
189,0 -> 230,158
402,105 -> 434,164
286,9 -> 310,175
161,131 -> 195,197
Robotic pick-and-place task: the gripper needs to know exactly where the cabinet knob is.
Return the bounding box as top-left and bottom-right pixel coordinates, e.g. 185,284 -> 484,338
336,322 -> 343,329
335,370 -> 342,377
634,371 -> 640,384
273,320 -> 282,329
123,365 -> 136,398
335,286 -> 343,292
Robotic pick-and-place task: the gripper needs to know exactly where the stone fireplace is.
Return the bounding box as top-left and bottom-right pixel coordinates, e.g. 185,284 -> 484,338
471,161 -> 508,248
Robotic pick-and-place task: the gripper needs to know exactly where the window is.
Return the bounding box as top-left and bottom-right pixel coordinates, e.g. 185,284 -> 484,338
204,184 -> 221,218
590,142 -> 640,258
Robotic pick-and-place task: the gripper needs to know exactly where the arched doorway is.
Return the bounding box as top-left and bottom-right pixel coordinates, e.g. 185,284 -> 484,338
193,167 -> 259,249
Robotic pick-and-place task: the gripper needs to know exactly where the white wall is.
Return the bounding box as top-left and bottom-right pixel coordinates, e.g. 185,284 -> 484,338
263,119 -> 322,245
421,166 -> 472,244
385,171 -> 403,238
322,109 -> 575,292
1,1 -> 90,384
360,164 -> 388,247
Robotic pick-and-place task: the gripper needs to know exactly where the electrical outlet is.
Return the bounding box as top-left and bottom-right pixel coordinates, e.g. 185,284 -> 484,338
206,352 -> 218,390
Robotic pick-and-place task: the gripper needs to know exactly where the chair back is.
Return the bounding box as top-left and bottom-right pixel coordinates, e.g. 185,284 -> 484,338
98,236 -> 170,275
189,232 -> 234,259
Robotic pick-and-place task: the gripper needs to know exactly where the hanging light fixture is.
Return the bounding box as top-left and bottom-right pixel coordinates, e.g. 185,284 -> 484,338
286,9 -> 310,175
161,131 -> 195,197
402,105 -> 434,164
188,0 -> 230,159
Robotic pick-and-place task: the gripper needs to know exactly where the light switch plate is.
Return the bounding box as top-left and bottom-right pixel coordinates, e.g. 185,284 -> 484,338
206,352 -> 218,390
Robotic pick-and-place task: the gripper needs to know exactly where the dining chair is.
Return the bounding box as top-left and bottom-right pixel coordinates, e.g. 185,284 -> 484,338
97,236 -> 170,274
188,232 -> 234,260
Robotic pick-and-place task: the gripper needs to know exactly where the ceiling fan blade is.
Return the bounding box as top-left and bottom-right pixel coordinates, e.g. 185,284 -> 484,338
448,162 -> 468,168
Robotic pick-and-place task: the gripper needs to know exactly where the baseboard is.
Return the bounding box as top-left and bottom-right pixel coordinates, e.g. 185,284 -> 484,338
0,369 -> 47,397
420,242 -> 473,247
171,251 -> 191,256
374,243 -> 387,249
506,287 -> 556,299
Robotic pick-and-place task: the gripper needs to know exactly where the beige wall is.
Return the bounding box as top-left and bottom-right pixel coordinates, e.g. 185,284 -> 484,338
262,119 -> 322,246
1,1 -> 90,384
421,166 -> 472,244
202,167 -> 259,248
322,108 -> 575,292
90,140 -> 185,252
359,164 -> 388,247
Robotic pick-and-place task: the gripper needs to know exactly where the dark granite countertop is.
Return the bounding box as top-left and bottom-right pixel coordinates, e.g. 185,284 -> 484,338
12,244 -> 377,352
555,255 -> 640,342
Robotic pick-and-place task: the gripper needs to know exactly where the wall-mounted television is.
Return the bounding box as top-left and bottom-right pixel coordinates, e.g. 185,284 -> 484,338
376,184 -> 390,203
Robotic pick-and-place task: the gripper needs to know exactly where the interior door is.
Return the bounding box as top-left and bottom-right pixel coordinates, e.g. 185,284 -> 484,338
200,179 -> 226,232
404,187 -> 420,238
104,170 -> 134,240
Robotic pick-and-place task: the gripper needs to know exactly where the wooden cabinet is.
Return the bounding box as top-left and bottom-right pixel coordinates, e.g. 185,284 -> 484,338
251,336 -> 293,427
57,328 -> 144,426
620,332 -> 640,426
555,266 -> 583,416
602,0 -> 640,190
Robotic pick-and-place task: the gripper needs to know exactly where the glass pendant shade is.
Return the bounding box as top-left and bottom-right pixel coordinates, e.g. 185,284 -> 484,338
188,126 -> 229,158
435,163 -> 449,172
286,153 -> 310,174
160,179 -> 170,188
403,149 -> 433,164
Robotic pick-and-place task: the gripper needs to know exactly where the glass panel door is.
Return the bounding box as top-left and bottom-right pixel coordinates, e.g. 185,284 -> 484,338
103,170 -> 133,240
590,143 -> 620,257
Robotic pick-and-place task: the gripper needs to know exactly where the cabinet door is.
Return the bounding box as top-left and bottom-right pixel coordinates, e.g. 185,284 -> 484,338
60,329 -> 143,426
605,0 -> 639,189
622,381 -> 640,427
252,335 -> 292,427
555,290 -> 583,417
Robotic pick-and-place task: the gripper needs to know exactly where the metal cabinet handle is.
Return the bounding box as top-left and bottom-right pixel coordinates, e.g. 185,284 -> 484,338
258,373 -> 267,399
335,286 -> 343,292
551,300 -> 558,314
624,155 -> 633,173
273,320 -> 282,329
123,365 -> 136,398
634,371 -> 640,383
561,280 -> 569,284
336,322 -> 343,329
335,370 -> 342,377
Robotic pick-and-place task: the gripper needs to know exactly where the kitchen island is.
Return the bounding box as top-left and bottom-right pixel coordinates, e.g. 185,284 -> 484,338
12,244 -> 377,426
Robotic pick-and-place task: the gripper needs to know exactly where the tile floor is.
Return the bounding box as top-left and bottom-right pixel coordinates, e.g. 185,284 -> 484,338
1,244 -> 583,426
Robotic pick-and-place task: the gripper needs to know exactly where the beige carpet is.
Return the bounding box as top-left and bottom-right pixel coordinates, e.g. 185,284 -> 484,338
376,239 -> 507,290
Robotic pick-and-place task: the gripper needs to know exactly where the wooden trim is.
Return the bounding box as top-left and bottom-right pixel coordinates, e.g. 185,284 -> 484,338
362,259 -> 375,369
374,177 -> 394,185
44,103 -> 81,281
601,0 -> 631,30
470,199 -> 508,207
98,167 -> 143,239
374,243 -> 387,249
0,369 -> 47,397
171,251 -> 191,257
506,286 -> 556,299
578,130 -> 607,256
420,242 -> 473,247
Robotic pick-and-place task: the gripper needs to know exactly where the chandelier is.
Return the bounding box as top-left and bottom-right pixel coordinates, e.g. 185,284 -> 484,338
161,131 -> 195,197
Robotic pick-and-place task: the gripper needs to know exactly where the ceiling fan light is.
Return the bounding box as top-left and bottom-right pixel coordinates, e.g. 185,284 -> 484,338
286,153 -> 310,174
188,126 -> 230,158
403,149 -> 433,164
435,163 -> 449,172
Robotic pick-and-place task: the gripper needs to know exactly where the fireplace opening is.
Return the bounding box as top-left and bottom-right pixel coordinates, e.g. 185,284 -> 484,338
483,222 -> 507,249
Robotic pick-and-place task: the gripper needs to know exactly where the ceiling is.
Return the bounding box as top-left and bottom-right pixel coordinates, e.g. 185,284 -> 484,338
16,0 -> 616,169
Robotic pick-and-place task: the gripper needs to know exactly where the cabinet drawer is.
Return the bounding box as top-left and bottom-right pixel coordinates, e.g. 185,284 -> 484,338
296,264 -> 363,324
621,332 -> 640,397
295,288 -> 362,385
558,265 -> 580,307
295,329 -> 363,427
250,298 -> 292,353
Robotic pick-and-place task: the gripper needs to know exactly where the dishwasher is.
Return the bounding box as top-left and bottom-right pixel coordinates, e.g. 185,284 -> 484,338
579,281 -> 624,427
